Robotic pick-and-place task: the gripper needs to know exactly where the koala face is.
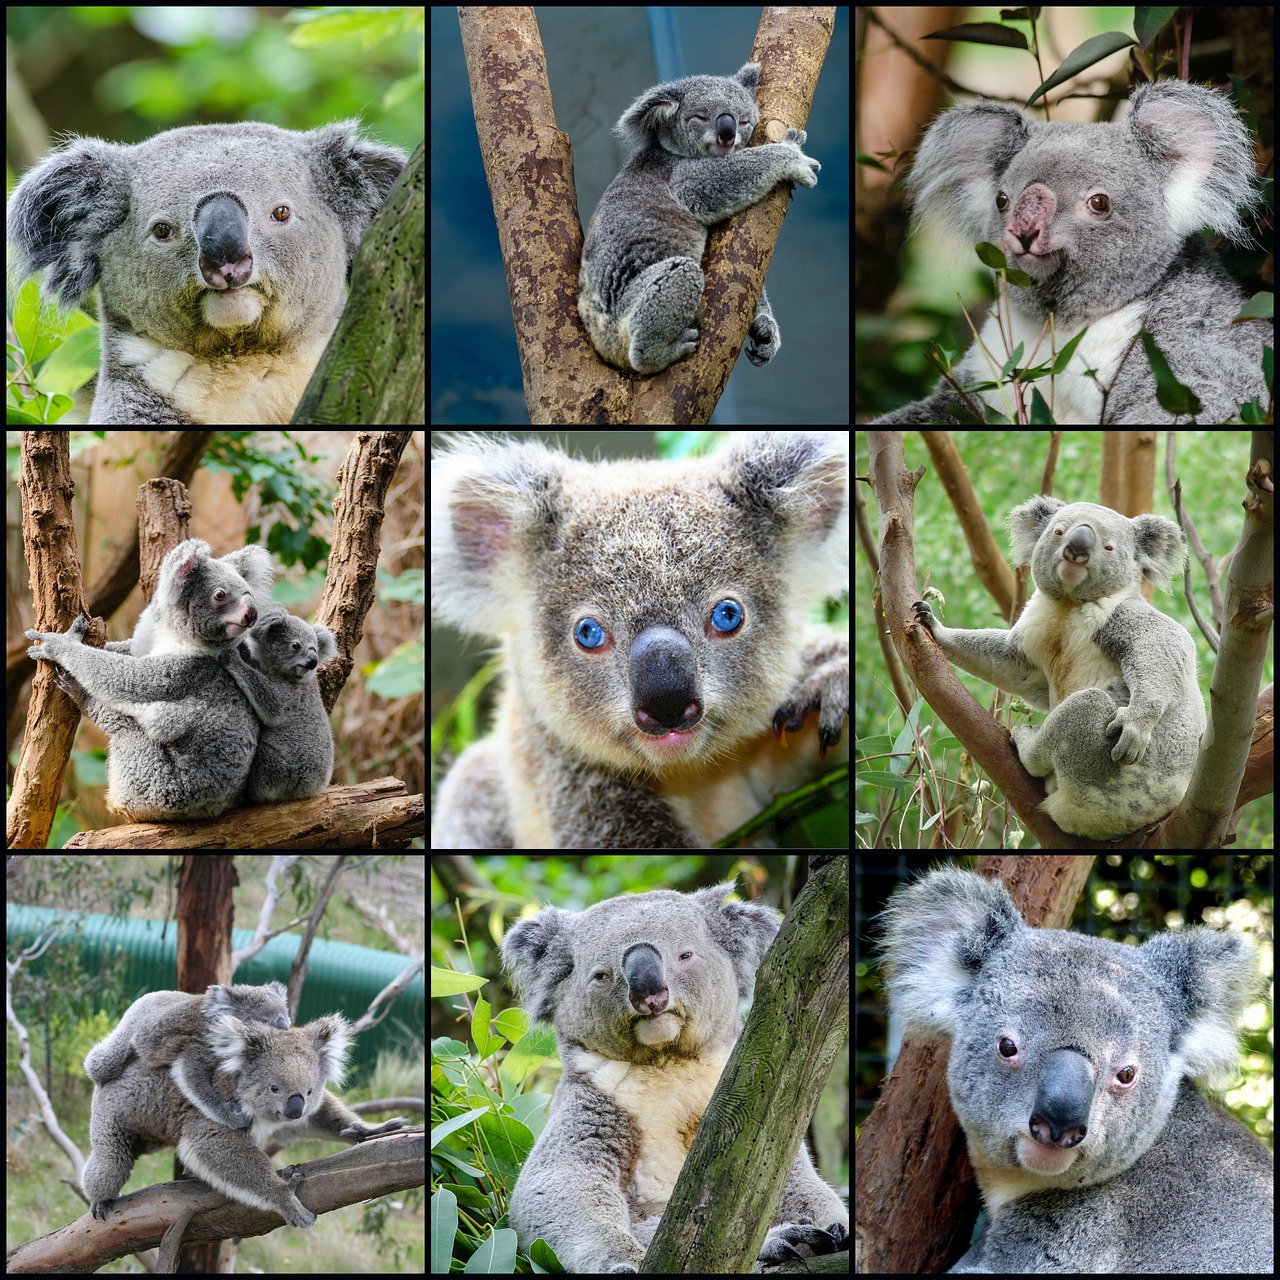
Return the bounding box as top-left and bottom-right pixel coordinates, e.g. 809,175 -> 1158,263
502,885 -> 781,1066
154,540 -> 276,651
618,64 -> 761,159
206,1013 -> 351,1131
245,610 -> 338,682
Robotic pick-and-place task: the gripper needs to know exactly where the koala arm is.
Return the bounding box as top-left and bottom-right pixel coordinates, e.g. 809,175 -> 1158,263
289,1090 -> 405,1142
669,131 -> 820,225
219,642 -> 300,726
913,601 -> 1052,709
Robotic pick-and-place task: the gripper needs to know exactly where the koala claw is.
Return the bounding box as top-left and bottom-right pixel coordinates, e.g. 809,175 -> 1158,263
758,1217 -> 850,1266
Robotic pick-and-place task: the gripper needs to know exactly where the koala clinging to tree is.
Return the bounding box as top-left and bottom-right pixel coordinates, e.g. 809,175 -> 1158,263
431,433 -> 849,849
84,982 -> 290,1130
913,496 -> 1205,840
7,121 -> 405,425
881,869 -> 1273,1273
82,1013 -> 405,1227
503,884 -> 848,1273
578,63 -> 820,374
873,81 -> 1267,424
26,539 -> 276,821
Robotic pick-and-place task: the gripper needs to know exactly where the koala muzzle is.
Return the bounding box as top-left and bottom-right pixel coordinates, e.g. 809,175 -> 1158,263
283,1093 -> 306,1120
1063,523 -> 1095,564
623,943 -> 669,1016
1029,1048 -> 1093,1149
196,193 -> 254,289
715,114 -> 737,147
630,626 -> 702,734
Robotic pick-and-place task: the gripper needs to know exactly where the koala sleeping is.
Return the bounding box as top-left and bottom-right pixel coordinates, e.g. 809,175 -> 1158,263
872,81 -> 1267,424
7,121 -> 405,425
503,884 -> 848,1272
578,63 -> 820,374
881,869 -> 1273,1273
914,496 -> 1205,840
83,1012 -> 405,1227
431,433 -> 849,849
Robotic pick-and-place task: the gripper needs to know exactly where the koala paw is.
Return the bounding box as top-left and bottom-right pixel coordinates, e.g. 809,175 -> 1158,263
758,1217 -> 849,1266
773,634 -> 849,755
912,600 -> 938,631
90,1198 -> 115,1221
780,129 -> 821,186
1107,706 -> 1153,765
746,310 -> 780,365
26,614 -> 92,663
339,1116 -> 406,1141
224,1103 -> 253,1129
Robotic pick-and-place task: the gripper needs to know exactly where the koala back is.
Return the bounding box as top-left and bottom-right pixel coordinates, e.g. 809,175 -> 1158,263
882,870 -> 1272,1272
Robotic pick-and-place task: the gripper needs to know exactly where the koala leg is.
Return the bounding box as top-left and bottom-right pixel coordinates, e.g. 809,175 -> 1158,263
745,286 -> 780,365
82,1105 -> 147,1219
621,258 -> 703,373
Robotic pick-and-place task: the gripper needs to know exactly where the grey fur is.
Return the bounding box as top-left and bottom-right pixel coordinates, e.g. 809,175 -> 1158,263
84,982 -> 290,1129
873,82 -> 1267,424
503,884 -> 848,1273
914,497 -> 1205,839
431,433 -> 849,849
25,538 -> 276,821
881,869 -> 1272,1273
82,1014 -> 405,1227
221,608 -> 337,803
578,63 -> 820,374
7,121 -> 405,425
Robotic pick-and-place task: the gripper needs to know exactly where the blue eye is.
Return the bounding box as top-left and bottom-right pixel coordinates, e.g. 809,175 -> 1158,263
575,618 -> 606,649
710,599 -> 743,634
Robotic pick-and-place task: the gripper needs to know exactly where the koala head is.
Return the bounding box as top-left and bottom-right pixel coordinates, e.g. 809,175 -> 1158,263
1007,496 -> 1188,605
882,870 -> 1260,1193
908,81 -> 1259,325
502,884 -> 781,1066
207,1012 -> 351,1127
205,981 -> 290,1031
8,120 -> 405,358
242,609 -> 338,682
617,62 -> 761,159
140,539 -> 275,655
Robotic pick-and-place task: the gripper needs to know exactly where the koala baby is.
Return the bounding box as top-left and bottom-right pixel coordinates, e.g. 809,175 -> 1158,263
26,539 -> 275,821
578,63 -> 820,374
7,121 -> 405,425
220,608 -> 339,803
881,869 -> 1273,1273
873,81 -> 1267,424
431,433 -> 849,849
914,496 -> 1205,840
503,884 -> 848,1273
84,982 -> 290,1130
82,1013 -> 405,1227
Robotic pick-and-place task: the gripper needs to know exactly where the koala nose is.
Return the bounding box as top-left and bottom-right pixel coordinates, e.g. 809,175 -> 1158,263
284,1094 -> 305,1120
630,626 -> 701,733
1063,524 -> 1095,564
196,193 -> 254,289
715,114 -> 738,146
623,943 -> 669,1015
1030,1048 -> 1094,1149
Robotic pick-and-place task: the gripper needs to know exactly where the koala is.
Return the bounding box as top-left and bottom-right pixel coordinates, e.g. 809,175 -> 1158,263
503,884 -> 849,1273
881,869 -> 1273,1273
220,608 -> 339,803
913,496 -> 1205,840
25,538 -> 276,821
7,120 -> 405,425
84,981 -> 290,1129
578,63 -> 820,374
82,1013 -> 406,1227
872,81 -> 1267,424
431,433 -> 849,849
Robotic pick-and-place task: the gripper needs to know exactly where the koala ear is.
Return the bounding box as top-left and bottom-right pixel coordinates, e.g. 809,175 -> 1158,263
305,1013 -> 353,1083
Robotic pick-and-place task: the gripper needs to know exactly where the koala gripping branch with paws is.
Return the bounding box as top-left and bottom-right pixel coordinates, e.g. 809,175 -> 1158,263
7,121 -> 405,425
882,870 -> 1273,1273
873,81 -> 1267,424
914,497 -> 1205,840
578,63 -> 820,374
504,884 -> 849,1273
431,433 -> 849,849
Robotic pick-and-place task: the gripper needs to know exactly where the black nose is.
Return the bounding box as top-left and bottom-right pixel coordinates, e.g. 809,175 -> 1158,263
716,114 -> 737,146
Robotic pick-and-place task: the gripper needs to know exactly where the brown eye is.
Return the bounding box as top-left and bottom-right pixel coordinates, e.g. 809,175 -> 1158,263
996,192 -> 1010,212
152,223 -> 176,241
272,205 -> 291,222
1088,194 -> 1111,214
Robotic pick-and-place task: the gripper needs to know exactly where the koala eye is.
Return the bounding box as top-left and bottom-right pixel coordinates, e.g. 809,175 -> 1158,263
997,1035 -> 1021,1059
574,617 -> 607,650
1114,1064 -> 1138,1087
151,222 -> 177,241
995,191 -> 1010,212
1087,193 -> 1111,215
272,205 -> 291,223
677,949 -> 693,961
709,599 -> 744,635
213,589 -> 228,603
590,968 -> 612,984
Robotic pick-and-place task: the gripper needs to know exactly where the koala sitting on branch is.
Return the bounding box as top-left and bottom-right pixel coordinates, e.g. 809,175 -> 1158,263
502,883 -> 848,1273
913,496 -> 1205,840
7,121 -> 405,425
872,81 -> 1266,424
578,63 -> 820,374
881,869 -> 1273,1273
82,1013 -> 405,1228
